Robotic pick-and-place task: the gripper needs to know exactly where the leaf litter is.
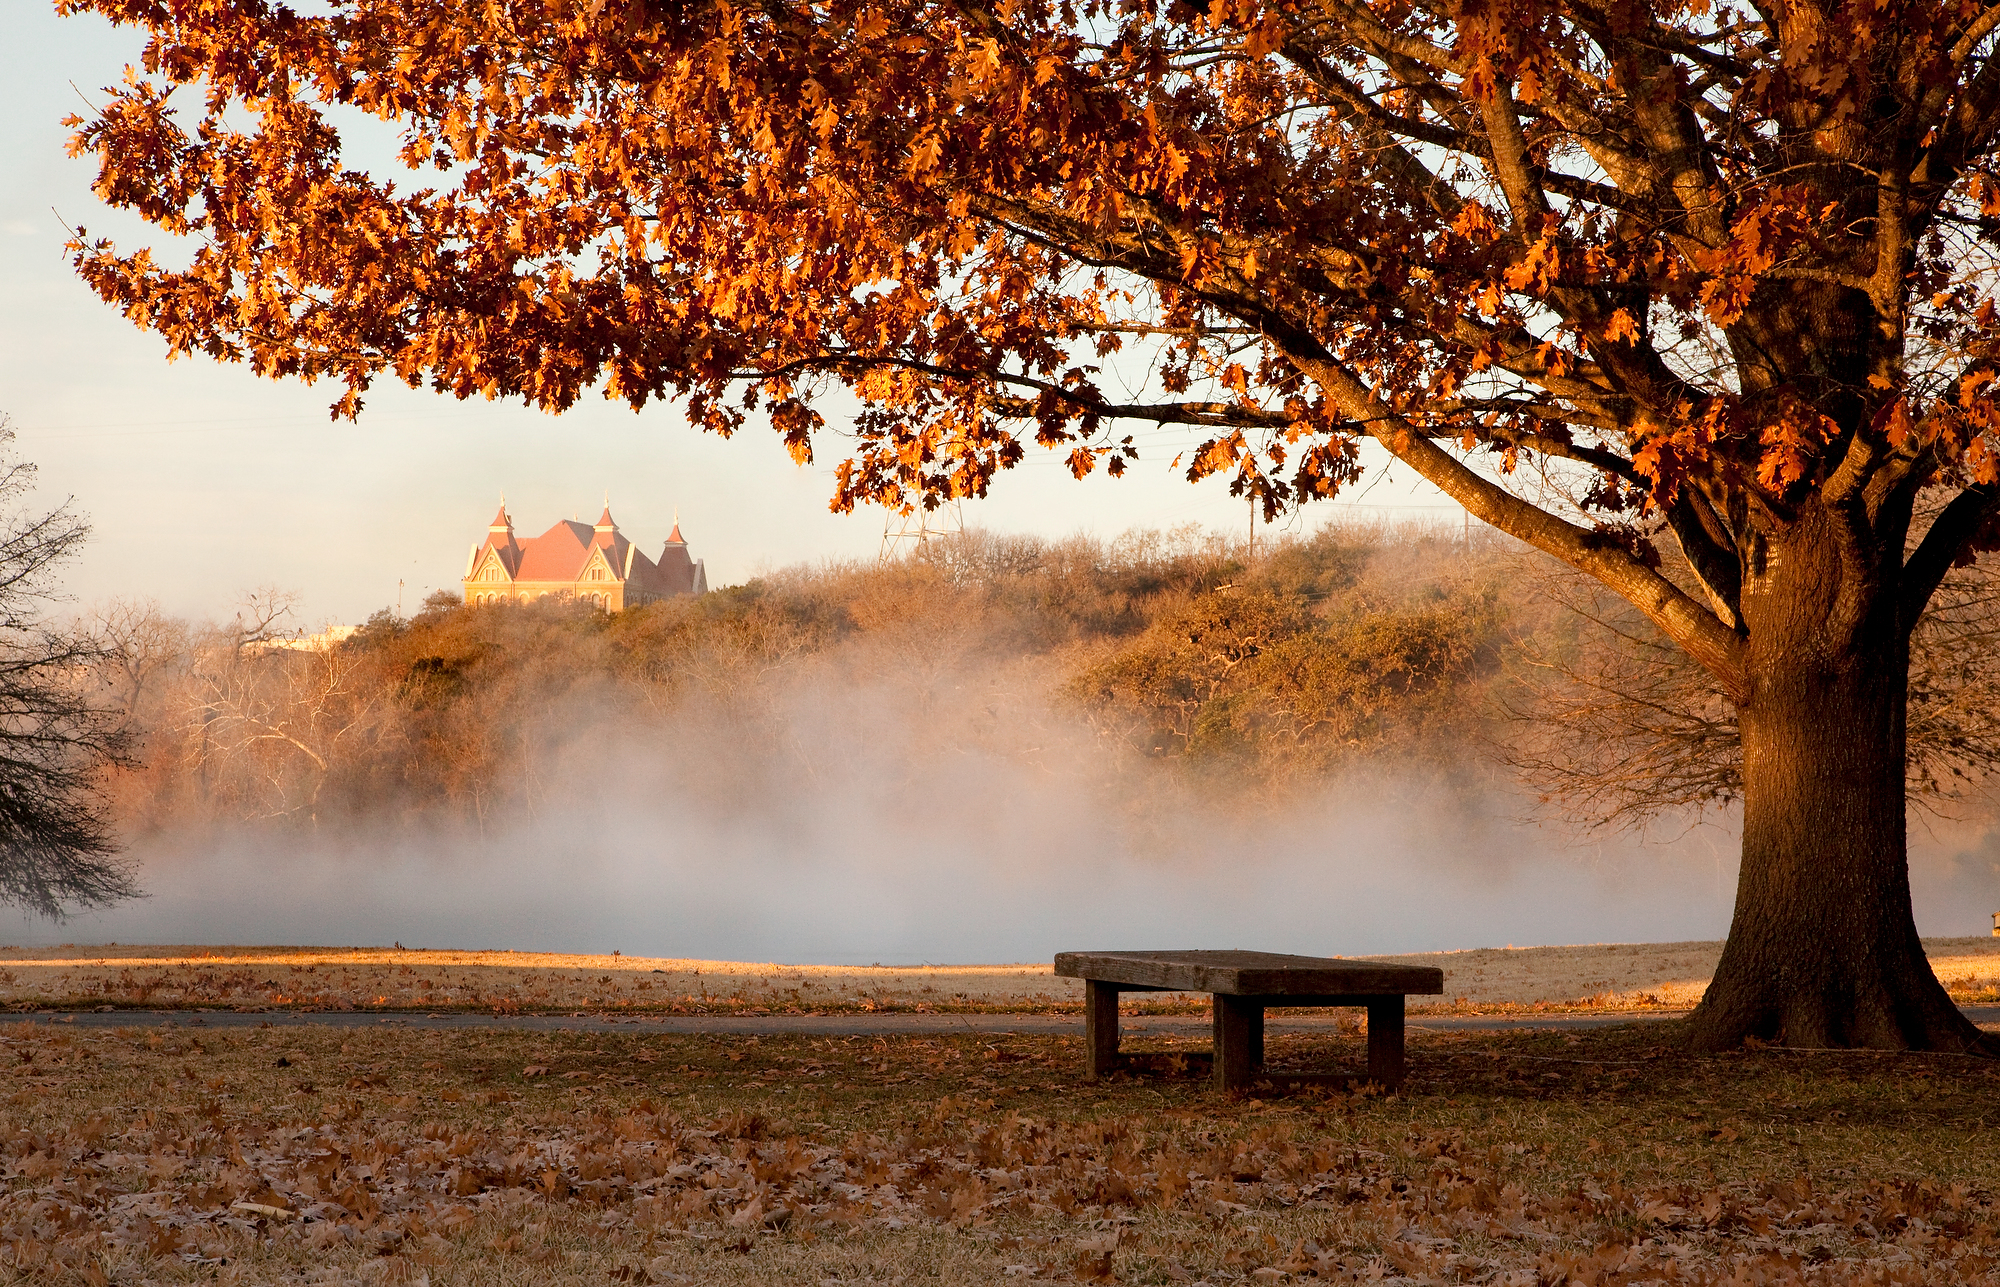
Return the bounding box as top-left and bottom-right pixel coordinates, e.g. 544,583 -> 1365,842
0,1022 -> 1996,1284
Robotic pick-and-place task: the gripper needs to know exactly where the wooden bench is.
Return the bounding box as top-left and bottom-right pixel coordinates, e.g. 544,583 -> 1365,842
1054,950 -> 1444,1091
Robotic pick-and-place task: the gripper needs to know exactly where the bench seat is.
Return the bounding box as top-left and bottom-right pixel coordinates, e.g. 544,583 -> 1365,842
1054,949 -> 1444,1091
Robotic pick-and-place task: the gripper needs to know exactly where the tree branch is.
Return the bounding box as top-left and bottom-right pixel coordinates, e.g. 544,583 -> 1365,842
1665,492 -> 1744,630
1903,483 -> 2000,629
1295,352 -> 1749,697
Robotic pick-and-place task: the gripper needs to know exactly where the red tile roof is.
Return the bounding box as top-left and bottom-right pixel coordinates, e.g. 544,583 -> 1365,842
514,519 -> 625,581
467,506 -> 703,602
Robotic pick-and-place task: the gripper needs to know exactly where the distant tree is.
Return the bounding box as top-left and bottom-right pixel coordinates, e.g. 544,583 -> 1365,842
0,416 -> 134,917
418,589 -> 463,618
1067,528 -> 1502,782
59,0 -> 2000,1050
88,597 -> 190,729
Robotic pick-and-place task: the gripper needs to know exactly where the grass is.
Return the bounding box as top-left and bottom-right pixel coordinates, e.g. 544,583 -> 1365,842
0,948 -> 1077,1017
3,1019 -> 1997,1284
4,940 -> 1995,1018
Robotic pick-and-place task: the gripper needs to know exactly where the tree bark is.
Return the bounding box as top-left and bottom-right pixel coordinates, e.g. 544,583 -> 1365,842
1685,508 -> 1991,1052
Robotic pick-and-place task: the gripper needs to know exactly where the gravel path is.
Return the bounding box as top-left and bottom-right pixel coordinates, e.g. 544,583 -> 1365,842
3,1006 -> 1995,1035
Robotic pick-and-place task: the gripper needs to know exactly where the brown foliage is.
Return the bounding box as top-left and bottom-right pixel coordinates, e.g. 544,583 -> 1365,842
1069,532 -> 1505,778
94,526 -> 1515,835
52,0 -> 2000,682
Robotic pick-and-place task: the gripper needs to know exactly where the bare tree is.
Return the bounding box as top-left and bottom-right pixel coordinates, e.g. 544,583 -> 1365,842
87,597 -> 191,729
169,592 -> 381,824
1505,530 -> 2000,830
1501,574 -> 1745,830
0,417 -> 135,917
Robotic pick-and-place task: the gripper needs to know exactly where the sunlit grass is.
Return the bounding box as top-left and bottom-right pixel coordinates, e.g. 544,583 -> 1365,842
5,938 -> 1994,1017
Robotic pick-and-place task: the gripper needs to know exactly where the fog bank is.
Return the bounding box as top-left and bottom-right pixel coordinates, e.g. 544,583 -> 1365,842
32,594 -> 2000,960
24,786 -> 1760,961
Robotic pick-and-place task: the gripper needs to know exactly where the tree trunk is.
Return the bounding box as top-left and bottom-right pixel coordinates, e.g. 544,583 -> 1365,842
1685,511 -> 1990,1052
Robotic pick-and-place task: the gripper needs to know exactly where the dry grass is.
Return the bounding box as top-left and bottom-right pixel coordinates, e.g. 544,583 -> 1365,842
0,947 -> 1072,1016
4,939 -> 1997,1016
1375,937 -> 2000,1011
3,1016 -> 1999,1284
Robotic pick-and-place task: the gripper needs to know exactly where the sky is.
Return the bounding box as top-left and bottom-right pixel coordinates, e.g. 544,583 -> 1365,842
1,3 -> 1458,629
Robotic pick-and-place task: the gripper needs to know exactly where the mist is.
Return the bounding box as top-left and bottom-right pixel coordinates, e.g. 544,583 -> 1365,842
38,530 -> 2000,961
30,794 -> 1748,964
32,659 -> 1992,961
46,809 -> 1988,963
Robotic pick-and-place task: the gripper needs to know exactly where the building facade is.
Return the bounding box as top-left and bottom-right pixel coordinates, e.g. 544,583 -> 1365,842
462,503 -> 707,611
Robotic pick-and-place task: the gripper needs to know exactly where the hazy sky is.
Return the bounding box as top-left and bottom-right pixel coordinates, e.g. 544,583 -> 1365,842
2,4 -> 1457,627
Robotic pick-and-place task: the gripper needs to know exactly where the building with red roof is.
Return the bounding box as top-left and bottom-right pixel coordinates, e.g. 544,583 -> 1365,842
462,502 -> 706,611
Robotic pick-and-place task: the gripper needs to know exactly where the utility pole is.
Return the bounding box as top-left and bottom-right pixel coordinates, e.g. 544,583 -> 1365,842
880,497 -> 965,561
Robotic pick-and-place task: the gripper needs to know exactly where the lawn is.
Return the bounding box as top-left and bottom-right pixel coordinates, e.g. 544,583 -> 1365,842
3,939 -> 1995,1015
3,1018 -> 1996,1284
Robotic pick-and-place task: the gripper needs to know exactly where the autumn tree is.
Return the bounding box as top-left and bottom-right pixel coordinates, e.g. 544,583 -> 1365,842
1069,549 -> 1501,777
57,0 -> 2000,1048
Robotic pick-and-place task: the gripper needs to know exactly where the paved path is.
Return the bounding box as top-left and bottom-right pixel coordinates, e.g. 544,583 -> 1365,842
2,1007 -> 1995,1036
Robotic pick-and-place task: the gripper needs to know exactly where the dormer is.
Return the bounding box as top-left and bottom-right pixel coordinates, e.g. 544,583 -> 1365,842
581,545 -> 619,584
470,546 -> 514,584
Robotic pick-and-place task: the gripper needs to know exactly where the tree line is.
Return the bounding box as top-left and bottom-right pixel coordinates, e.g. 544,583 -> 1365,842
88,525 -> 1527,835
86,519 -> 2000,847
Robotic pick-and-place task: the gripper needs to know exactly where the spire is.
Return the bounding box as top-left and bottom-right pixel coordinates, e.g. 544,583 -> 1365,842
489,495 -> 512,533
595,498 -> 616,532
666,507 -> 685,545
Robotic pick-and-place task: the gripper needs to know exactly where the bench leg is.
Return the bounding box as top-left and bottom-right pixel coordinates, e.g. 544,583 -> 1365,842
1213,996 -> 1262,1091
1085,980 -> 1120,1079
1366,996 -> 1405,1087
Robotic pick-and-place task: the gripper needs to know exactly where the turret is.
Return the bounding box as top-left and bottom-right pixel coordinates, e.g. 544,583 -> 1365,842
657,514 -> 701,594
